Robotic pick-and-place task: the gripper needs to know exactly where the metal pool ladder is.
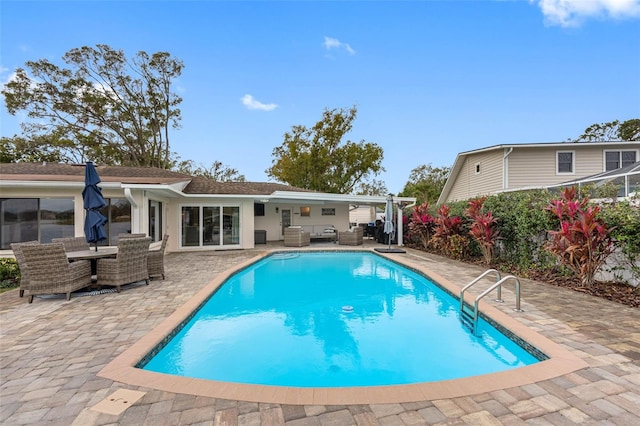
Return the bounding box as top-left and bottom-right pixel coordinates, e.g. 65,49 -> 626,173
459,269 -> 524,335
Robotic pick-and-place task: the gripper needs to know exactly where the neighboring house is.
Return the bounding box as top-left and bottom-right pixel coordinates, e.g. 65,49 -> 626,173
437,141 -> 640,204
349,205 -> 384,226
0,162 -> 415,251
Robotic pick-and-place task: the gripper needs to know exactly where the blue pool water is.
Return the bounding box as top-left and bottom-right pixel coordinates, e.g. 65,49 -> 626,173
141,252 -> 540,387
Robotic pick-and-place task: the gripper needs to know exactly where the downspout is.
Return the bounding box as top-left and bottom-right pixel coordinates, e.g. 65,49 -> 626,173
503,147 -> 513,190
124,188 -> 139,233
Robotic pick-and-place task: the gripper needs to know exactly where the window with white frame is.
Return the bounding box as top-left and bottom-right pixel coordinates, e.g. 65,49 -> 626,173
605,150 -> 637,171
556,151 -> 574,174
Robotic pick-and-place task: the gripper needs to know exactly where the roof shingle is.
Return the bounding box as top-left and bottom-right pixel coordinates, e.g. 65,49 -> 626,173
0,162 -> 313,195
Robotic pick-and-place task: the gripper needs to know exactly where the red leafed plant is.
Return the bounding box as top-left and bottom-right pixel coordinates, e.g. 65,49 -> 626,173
432,204 -> 465,257
545,187 -> 614,286
407,202 -> 434,250
465,197 -> 500,264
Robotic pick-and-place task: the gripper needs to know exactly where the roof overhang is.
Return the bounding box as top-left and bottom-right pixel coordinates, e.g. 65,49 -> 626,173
0,179 -> 192,197
456,141 -> 640,157
0,176 -> 417,206
265,191 -> 416,206
0,179 -> 123,190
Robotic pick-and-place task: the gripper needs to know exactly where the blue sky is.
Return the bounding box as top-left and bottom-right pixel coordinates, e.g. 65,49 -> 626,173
1,0 -> 639,193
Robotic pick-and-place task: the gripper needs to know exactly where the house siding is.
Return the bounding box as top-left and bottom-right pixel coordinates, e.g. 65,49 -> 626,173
507,144 -> 637,189
447,151 -> 504,202
508,148 -> 562,188
349,206 -> 376,225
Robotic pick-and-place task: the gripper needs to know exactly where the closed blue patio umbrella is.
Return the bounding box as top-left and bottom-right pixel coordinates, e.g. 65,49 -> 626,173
83,162 -> 108,251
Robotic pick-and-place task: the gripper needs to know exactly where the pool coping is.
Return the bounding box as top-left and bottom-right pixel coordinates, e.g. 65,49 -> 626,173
98,248 -> 589,405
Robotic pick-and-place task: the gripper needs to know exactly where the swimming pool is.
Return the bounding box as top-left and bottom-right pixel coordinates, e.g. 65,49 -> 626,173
99,249 -> 587,404
140,252 -> 540,387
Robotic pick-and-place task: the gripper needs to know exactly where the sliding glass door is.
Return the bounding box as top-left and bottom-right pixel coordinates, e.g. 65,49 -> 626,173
181,205 -> 240,248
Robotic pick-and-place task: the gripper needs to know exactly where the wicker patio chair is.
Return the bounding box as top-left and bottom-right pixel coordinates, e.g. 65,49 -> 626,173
10,241 -> 39,297
148,234 -> 169,280
96,237 -> 151,292
284,226 -> 310,247
52,236 -> 90,252
339,227 -> 363,246
118,233 -> 146,239
19,243 -> 92,303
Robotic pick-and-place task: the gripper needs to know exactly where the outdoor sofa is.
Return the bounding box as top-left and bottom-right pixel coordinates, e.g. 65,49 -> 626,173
301,225 -> 337,242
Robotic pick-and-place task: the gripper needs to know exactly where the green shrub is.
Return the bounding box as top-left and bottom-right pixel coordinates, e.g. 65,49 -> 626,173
0,258 -> 20,291
483,190 -> 555,271
598,201 -> 640,283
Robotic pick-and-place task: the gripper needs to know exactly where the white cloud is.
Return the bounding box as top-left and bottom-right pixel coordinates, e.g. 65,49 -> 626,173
530,0 -> 640,27
241,94 -> 277,111
323,36 -> 356,55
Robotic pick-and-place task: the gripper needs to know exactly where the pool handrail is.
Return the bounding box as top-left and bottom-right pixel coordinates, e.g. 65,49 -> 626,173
462,274 -> 524,335
459,268 -> 502,314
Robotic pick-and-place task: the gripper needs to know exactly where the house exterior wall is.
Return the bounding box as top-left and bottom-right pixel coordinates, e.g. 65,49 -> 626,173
253,203 -> 350,241
289,203 -> 349,230
447,151 -> 504,202
507,145 -> 628,189
0,186 -> 261,251
254,203 -> 281,242
442,142 -> 640,204
2,187 -> 84,243
0,164 -> 412,251
349,206 -> 376,225
171,198 -> 255,251
0,186 -> 126,240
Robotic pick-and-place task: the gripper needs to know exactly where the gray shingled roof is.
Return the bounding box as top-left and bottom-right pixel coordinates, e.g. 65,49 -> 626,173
0,162 -> 313,195
0,162 -> 191,182
183,176 -> 313,195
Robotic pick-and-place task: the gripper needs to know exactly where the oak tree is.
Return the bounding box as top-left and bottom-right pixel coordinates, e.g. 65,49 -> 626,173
398,163 -> 451,205
267,106 -> 384,193
176,159 -> 246,182
2,44 -> 183,168
572,119 -> 640,142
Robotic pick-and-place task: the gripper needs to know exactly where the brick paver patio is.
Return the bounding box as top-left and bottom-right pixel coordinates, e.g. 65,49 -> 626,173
1,242 -> 639,425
